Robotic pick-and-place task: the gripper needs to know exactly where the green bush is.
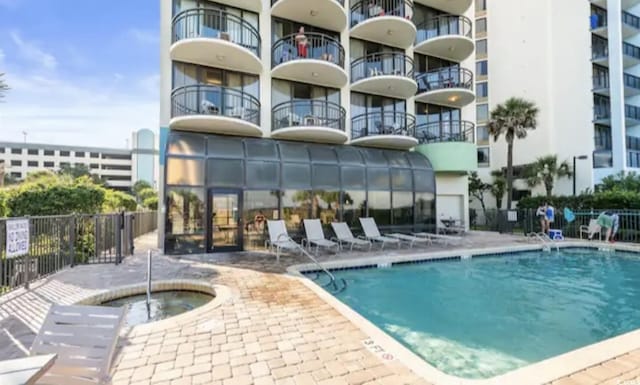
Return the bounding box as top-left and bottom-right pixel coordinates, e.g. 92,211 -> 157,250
143,195 -> 158,210
102,190 -> 137,213
517,190 -> 640,210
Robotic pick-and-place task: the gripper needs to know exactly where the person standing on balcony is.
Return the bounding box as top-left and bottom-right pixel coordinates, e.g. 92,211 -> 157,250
295,26 -> 308,58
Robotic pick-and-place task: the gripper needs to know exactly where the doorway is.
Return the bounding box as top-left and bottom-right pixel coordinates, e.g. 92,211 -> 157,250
208,189 -> 243,252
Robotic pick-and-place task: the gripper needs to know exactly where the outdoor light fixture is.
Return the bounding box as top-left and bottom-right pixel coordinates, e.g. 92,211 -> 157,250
448,95 -> 460,102
573,155 -> 589,196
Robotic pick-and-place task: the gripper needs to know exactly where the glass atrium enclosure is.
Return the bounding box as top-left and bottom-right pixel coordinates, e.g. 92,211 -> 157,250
164,132 -> 436,254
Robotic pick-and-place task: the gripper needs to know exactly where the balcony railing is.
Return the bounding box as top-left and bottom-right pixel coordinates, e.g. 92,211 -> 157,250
623,11 -> 640,30
415,15 -> 472,45
628,135 -> 640,151
272,0 -> 344,5
272,100 -> 346,131
350,0 -> 413,28
272,32 -> 344,69
623,42 -> 640,60
592,35 -> 608,60
626,104 -> 640,121
629,150 -> 640,168
351,52 -> 414,82
593,73 -> 609,89
415,67 -> 473,94
594,104 -> 611,121
172,8 -> 261,57
416,120 -> 475,144
593,149 -> 613,168
171,85 -> 260,125
351,111 -> 416,140
625,73 -> 640,90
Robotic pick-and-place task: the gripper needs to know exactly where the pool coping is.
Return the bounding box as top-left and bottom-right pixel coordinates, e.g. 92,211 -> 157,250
287,241 -> 640,385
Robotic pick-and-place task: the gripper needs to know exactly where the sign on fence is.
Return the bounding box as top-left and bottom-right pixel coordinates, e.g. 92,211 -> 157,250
6,218 -> 30,258
507,211 -> 518,222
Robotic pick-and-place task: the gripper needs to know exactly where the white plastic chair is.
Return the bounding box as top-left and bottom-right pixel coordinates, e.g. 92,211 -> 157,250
302,219 -> 339,255
580,219 -> 602,241
359,217 -> 400,249
387,233 -> 432,248
266,220 -> 301,262
330,222 -> 372,251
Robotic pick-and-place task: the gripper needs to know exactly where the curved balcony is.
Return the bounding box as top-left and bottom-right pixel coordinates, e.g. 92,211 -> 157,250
415,121 -> 476,173
413,0 -> 472,14
350,111 -> 418,150
170,8 -> 262,75
351,52 -> 417,98
271,0 -> 347,32
272,33 -> 347,88
415,15 -> 474,62
350,0 -> 416,49
271,100 -> 348,144
170,85 -> 261,137
415,67 -> 475,108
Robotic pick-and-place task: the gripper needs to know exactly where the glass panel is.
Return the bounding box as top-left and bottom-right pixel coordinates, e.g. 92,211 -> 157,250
167,133 -> 206,155
392,192 -> 414,226
414,170 -> 435,192
415,192 -> 436,232
309,145 -> 337,163
384,151 -> 410,167
312,191 -> 340,225
335,146 -> 363,164
477,104 -> 489,122
391,169 -> 413,190
407,152 -> 431,169
313,165 -> 339,188
368,191 -> 391,226
477,125 -> 489,145
342,191 -> 366,228
206,159 -> 244,187
167,158 -> 204,185
243,191 -> 279,250
363,149 -> 388,167
245,139 -> 278,160
279,142 -> 309,162
476,39 -> 487,55
477,147 -> 490,167
341,166 -> 365,189
211,193 -> 239,248
165,187 -> 205,254
282,163 -> 311,188
367,168 -> 390,190
246,161 -> 279,188
272,79 -> 289,106
281,190 -> 311,238
207,136 -> 244,158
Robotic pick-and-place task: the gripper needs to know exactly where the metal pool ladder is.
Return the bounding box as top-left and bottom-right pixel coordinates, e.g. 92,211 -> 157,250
288,237 -> 347,294
527,232 -> 559,252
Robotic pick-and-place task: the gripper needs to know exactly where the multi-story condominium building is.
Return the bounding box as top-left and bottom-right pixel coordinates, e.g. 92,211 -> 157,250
0,129 -> 158,190
473,0 -> 640,205
159,0 -> 476,253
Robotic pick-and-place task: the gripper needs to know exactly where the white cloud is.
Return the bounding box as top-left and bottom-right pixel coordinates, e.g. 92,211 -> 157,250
128,28 -> 159,45
9,31 -> 57,70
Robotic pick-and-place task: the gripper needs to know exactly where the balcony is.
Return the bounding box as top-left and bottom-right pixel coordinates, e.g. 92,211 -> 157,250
415,121 -> 476,173
592,74 -> 609,96
624,73 -> 640,96
350,111 -> 418,150
590,10 -> 607,39
271,0 -> 347,32
350,52 -> 417,98
593,149 -> 613,169
170,85 -> 261,137
415,67 -> 474,108
170,8 -> 262,75
626,104 -> 640,126
623,11 -> 640,38
350,0 -> 416,49
271,100 -> 348,144
591,0 -> 640,10
623,42 -> 640,67
271,33 -> 347,88
413,0 -> 472,14
591,35 -> 609,67
628,136 -> 640,167
415,15 -> 473,62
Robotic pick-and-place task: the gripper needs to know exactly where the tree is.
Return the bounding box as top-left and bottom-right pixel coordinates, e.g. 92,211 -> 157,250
598,171 -> 640,192
468,172 -> 490,219
0,73 -> 9,100
133,180 -> 153,196
524,155 -> 571,197
488,97 -> 539,209
58,163 -> 91,179
490,170 -> 507,210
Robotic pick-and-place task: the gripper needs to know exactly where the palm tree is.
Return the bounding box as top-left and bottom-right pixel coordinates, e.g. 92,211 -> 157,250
488,97 -> 539,209
489,170 -> 506,209
525,155 -> 571,197
0,73 -> 8,99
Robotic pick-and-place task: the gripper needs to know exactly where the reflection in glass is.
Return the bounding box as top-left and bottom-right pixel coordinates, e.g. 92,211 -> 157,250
165,188 -> 205,254
342,191 -> 366,228
167,158 -> 204,186
211,193 -> 239,249
392,192 -> 414,226
281,190 -> 311,238
312,191 -> 340,226
416,192 -> 436,232
368,191 -> 391,226
243,191 -> 279,250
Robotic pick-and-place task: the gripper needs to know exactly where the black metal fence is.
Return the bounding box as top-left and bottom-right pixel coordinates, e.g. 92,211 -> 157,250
0,211 -> 158,294
470,208 -> 640,243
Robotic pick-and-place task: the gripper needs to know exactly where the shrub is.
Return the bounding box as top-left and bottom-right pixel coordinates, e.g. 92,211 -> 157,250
102,190 -> 137,213
517,190 -> 640,210
143,195 -> 158,210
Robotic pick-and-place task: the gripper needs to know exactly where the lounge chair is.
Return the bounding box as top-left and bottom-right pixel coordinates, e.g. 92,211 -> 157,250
387,233 -> 432,248
30,304 -> 125,385
413,232 -> 469,246
439,219 -> 465,235
359,217 -> 401,249
266,220 -> 301,262
330,222 -> 372,251
580,219 -> 602,241
302,219 -> 339,255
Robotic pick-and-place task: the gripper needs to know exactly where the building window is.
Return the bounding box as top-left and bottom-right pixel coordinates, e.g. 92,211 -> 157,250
90,163 -> 99,169
477,147 -> 490,167
10,160 -> 22,167
477,104 -> 489,122
11,148 -> 22,154
476,39 -> 488,56
476,82 -> 488,98
10,172 -> 21,178
27,161 -> 38,167
44,161 -> 54,167
90,152 -> 99,158
60,150 -> 70,157
75,151 -> 85,157
476,0 -> 487,12
27,148 -> 38,155
165,187 -> 206,254
476,60 -> 488,77
101,153 -> 132,160
44,149 -> 54,156
512,189 -> 531,201
60,162 -> 70,167
477,125 -> 489,145
476,18 -> 487,36
101,164 -> 132,171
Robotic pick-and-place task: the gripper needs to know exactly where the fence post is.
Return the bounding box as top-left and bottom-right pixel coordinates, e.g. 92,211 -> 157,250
115,213 -> 123,265
69,216 -> 76,267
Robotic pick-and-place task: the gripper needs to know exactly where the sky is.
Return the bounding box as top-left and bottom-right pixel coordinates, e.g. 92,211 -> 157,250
0,0 -> 159,149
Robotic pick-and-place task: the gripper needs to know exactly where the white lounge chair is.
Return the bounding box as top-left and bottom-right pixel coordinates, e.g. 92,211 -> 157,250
359,217 -> 401,249
266,220 -> 301,262
302,219 -> 339,255
413,232 -> 468,246
330,222 -> 372,251
30,304 -> 125,385
387,233 -> 432,248
580,219 -> 602,241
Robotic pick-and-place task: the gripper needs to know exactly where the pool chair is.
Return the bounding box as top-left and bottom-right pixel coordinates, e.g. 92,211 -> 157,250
330,222 -> 372,251
579,219 -> 602,241
387,233 -> 432,248
30,304 -> 125,385
413,232 -> 468,246
266,220 -> 302,262
302,219 -> 340,255
359,217 -> 401,249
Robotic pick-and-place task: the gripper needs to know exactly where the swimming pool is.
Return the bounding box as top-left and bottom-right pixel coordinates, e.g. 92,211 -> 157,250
304,248 -> 640,379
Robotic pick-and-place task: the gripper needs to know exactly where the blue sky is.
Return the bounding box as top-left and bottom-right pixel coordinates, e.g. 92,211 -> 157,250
0,0 -> 159,148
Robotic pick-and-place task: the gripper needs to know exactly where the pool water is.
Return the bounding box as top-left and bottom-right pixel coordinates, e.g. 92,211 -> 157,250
102,291 -> 212,326
314,249 -> 640,379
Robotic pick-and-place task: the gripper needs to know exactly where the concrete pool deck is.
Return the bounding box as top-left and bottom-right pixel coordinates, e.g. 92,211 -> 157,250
1,231 -> 640,384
